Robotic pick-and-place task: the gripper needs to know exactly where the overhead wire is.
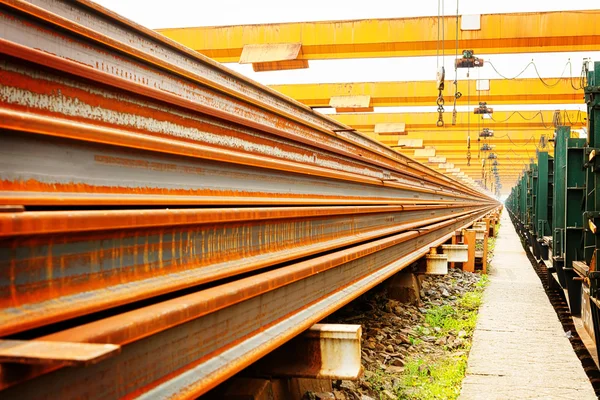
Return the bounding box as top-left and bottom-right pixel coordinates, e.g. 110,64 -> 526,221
490,111 -> 552,129
487,59 -> 587,90
451,0 -> 460,125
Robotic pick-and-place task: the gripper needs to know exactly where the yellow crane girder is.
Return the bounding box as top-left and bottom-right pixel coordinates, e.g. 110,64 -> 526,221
157,10 -> 600,62
331,110 -> 585,131
374,129 -> 551,143
270,78 -> 583,107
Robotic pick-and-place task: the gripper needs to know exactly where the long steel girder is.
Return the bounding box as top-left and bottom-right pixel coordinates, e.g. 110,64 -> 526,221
0,204 -> 481,336
0,31 -> 484,203
331,111 -> 586,131
0,1 -> 497,398
270,78 -> 584,107
156,10 -> 600,61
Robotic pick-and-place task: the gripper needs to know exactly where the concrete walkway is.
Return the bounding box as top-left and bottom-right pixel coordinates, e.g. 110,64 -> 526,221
459,212 -> 597,400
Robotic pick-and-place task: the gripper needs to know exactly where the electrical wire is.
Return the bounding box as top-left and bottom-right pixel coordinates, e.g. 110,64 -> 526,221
441,0 -> 445,68
489,111 -> 552,129
436,0 -> 440,69
451,0 -> 459,125
487,59 -> 587,90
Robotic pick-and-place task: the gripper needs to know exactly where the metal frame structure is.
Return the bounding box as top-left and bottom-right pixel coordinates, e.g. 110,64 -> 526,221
508,61 -> 600,361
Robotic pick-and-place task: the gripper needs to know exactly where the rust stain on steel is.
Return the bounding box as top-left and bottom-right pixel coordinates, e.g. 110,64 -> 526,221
0,63 -> 393,183
0,207 -> 495,397
0,103 -> 471,202
0,1 -> 497,396
44,212 -> 479,346
0,206 -> 479,336
0,5 -> 477,195
0,71 -> 383,186
0,116 -> 480,206
1,204 -> 464,236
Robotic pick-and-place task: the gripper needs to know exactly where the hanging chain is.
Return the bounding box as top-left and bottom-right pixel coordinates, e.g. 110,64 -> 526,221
467,134 -> 471,166
436,0 -> 445,127
452,85 -> 461,125
466,68 -> 471,166
452,0 -> 460,125
437,86 -> 445,127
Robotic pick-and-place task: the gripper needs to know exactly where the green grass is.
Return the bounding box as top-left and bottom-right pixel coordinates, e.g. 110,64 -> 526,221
409,335 -> 423,346
365,367 -> 391,395
475,274 -> 489,290
422,284 -> 485,339
487,236 -> 497,273
395,278 -> 489,400
487,237 -> 497,253
397,355 -> 468,400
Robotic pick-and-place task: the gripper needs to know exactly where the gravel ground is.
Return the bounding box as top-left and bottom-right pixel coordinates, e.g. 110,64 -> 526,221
306,268 -> 486,400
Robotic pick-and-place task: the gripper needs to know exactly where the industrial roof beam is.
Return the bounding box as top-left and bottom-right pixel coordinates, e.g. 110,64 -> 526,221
331,110 -> 585,131
374,129 -> 555,143
270,78 -> 584,107
157,10 -> 600,62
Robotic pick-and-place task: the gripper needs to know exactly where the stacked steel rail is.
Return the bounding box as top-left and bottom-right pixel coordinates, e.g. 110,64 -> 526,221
507,61 -> 600,363
0,1 -> 498,398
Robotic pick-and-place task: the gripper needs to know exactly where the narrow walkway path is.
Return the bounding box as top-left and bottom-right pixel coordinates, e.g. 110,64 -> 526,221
459,212 -> 597,400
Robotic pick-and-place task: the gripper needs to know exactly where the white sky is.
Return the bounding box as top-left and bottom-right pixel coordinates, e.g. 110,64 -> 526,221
93,0 -> 599,28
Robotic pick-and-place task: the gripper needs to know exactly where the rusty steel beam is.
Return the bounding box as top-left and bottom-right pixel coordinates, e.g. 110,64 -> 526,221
0,207 -> 495,398
0,204 -> 483,336
0,127 -> 477,206
0,0 -> 483,199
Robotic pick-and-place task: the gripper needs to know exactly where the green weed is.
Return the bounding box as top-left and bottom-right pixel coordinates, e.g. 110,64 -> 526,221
397,355 -> 468,400
396,279 -> 489,399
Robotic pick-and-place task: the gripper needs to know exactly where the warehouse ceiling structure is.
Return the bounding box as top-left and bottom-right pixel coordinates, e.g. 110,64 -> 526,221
149,7 -> 600,197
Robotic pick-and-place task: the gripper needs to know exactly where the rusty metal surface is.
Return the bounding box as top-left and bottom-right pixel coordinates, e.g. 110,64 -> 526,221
0,208 -> 494,399
0,1 -> 499,398
0,205 -> 478,336
0,129 -> 476,206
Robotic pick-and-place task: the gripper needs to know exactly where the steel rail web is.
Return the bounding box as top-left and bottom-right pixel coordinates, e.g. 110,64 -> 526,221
0,128 -> 480,206
0,52 -> 483,204
0,204 -> 482,336
0,0 -> 486,200
0,206 -> 496,399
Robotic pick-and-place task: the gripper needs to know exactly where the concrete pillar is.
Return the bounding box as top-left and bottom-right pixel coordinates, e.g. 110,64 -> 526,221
387,270 -> 421,303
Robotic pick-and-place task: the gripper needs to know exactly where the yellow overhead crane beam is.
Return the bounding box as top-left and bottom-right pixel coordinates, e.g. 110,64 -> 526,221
406,154 -> 535,166
157,10 -> 600,63
270,78 -> 584,107
405,149 -> 536,160
375,129 -> 552,143
393,142 -> 545,151
331,110 -> 586,131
